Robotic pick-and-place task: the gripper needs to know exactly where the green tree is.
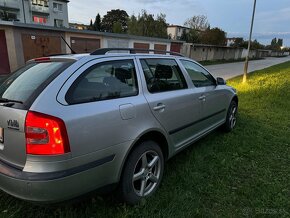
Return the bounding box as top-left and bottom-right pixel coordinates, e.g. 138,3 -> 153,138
251,39 -> 265,49
127,15 -> 140,35
187,29 -> 201,43
200,27 -> 227,45
88,19 -> 94,30
112,21 -> 122,33
271,38 -> 277,46
180,29 -> 188,41
94,13 -> 102,31
154,13 -> 168,38
102,9 -> 129,33
269,37 -> 282,51
127,10 -> 168,38
237,39 -> 264,49
277,38 -> 283,47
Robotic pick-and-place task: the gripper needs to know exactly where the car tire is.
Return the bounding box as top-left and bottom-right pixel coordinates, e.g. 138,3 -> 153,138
118,140 -> 164,205
222,100 -> 238,132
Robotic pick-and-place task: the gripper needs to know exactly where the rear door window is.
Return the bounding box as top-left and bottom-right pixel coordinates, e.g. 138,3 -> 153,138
65,59 -> 138,104
0,61 -> 73,109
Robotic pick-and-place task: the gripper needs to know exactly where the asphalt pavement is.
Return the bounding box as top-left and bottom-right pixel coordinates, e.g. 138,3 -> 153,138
206,56 -> 290,80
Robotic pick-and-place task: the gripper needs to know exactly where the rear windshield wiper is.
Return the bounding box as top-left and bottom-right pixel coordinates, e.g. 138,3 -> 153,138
0,98 -> 23,104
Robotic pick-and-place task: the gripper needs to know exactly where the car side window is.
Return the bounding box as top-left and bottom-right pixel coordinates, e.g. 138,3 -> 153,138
140,59 -> 188,93
66,60 -> 138,104
180,60 -> 216,87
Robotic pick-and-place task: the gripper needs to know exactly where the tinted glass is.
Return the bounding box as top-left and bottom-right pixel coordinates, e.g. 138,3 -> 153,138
140,59 -> 187,93
0,62 -> 70,104
180,60 -> 216,87
66,60 -> 138,104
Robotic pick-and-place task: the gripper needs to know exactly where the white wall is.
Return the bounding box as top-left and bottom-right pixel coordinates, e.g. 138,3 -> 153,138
167,27 -> 177,39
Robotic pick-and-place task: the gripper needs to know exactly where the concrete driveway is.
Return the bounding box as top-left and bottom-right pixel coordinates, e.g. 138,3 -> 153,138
206,56 -> 290,80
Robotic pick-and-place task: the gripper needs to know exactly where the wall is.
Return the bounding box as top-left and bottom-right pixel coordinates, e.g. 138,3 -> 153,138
271,51 -> 286,57
0,29 -> 10,74
181,43 -> 245,62
241,49 -> 257,59
49,0 -> 69,27
167,27 -> 177,40
0,23 -> 177,71
0,25 -> 18,72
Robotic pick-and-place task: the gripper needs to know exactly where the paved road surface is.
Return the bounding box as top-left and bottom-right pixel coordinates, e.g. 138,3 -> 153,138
206,56 -> 290,80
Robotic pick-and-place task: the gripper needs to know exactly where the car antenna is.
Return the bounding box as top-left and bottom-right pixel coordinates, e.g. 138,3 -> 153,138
61,36 -> 76,54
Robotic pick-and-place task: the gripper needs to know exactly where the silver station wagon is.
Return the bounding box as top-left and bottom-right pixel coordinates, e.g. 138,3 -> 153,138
0,48 -> 238,205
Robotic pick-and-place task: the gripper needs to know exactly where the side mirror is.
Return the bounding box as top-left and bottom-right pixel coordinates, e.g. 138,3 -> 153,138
216,77 -> 226,85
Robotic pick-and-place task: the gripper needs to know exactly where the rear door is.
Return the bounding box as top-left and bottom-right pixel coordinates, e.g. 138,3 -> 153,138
137,57 -> 203,148
56,57 -> 150,156
0,60 -> 73,168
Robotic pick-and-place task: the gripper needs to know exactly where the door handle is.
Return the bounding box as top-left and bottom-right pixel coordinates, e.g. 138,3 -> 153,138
198,95 -> 206,101
153,104 -> 166,111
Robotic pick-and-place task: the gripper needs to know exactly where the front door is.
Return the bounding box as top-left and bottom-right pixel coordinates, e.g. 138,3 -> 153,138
179,59 -> 227,131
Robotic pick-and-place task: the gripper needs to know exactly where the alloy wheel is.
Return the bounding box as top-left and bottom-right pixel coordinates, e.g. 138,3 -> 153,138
132,150 -> 161,197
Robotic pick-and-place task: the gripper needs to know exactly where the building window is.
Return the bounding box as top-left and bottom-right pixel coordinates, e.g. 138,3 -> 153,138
33,16 -> 47,24
32,0 -> 49,7
0,10 -> 18,21
44,0 -> 49,7
54,19 -> 63,27
53,3 -> 63,12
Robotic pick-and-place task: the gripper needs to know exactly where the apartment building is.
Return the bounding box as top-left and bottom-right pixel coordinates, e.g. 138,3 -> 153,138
0,0 -> 69,28
167,25 -> 190,40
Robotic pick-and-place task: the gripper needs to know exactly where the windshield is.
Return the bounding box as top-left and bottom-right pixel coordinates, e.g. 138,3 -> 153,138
0,61 -> 72,108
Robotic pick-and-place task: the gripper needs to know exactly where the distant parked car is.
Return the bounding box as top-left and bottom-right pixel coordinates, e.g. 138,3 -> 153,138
0,48 -> 238,204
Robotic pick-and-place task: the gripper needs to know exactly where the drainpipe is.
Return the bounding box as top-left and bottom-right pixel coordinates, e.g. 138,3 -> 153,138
21,0 -> 26,23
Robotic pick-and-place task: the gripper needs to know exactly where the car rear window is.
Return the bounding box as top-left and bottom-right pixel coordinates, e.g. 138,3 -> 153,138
0,61 -> 73,109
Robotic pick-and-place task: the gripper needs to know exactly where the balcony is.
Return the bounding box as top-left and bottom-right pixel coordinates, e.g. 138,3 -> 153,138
31,4 -> 49,15
0,0 -> 20,11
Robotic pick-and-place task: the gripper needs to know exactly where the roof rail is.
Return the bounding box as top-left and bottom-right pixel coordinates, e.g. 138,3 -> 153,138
90,48 -> 184,57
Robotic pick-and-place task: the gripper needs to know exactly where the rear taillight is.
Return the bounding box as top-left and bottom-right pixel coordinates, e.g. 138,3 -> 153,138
25,111 -> 70,155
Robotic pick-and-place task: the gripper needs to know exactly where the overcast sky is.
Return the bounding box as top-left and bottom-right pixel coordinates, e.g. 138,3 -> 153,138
68,0 -> 290,46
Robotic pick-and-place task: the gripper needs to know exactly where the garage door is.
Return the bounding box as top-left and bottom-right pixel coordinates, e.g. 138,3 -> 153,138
133,42 -> 149,53
0,30 -> 10,74
71,37 -> 100,53
170,42 -> 182,53
22,34 -> 62,62
154,44 -> 167,54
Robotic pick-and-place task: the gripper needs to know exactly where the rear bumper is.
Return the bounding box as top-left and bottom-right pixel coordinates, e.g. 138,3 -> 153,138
0,142 -> 132,202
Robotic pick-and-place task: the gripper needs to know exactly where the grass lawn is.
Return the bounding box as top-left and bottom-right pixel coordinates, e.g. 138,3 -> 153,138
1,62 -> 290,217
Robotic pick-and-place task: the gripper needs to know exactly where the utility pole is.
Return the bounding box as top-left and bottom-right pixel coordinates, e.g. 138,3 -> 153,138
243,0 -> 257,83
